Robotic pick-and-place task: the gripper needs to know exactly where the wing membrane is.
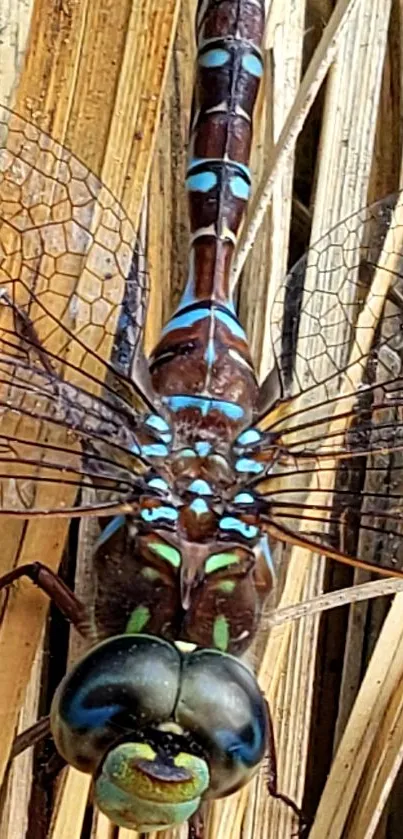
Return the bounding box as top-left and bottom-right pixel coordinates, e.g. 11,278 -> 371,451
0,107 -> 157,514
252,193 -> 403,574
0,347 -> 150,513
268,193 -> 400,402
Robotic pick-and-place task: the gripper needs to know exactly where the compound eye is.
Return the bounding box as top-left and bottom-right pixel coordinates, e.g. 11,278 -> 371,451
50,635 -> 181,773
177,649 -> 268,797
50,635 -> 211,832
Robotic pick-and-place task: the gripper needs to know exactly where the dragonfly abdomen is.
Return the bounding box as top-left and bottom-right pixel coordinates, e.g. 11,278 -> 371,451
150,0 -> 265,441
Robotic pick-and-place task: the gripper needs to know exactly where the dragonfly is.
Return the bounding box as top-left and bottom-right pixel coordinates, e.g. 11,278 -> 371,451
1,0 -> 403,833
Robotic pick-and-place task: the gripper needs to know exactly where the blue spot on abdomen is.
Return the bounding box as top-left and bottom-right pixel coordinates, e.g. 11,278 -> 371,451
230,176 -> 250,201
164,394 -> 244,421
199,48 -> 229,68
242,53 -> 264,78
186,171 -> 217,192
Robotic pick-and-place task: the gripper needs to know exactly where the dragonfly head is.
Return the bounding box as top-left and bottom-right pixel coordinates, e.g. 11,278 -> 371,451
50,635 -> 268,832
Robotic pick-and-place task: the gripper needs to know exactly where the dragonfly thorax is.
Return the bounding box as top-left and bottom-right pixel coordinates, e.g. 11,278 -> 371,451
94,460 -> 274,654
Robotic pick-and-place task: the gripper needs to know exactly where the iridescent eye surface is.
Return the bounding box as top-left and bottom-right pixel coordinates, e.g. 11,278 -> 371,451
51,635 -> 209,831
177,648 -> 268,797
50,635 -> 267,832
50,634 -> 181,772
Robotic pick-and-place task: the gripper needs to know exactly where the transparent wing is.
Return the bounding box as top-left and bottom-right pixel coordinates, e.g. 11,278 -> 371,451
252,193 -> 403,573
268,193 -> 399,401
0,106 -> 158,515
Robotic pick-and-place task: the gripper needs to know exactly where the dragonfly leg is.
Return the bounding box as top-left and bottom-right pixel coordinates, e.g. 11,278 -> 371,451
37,750 -> 67,783
11,715 -> 51,759
265,701 -> 309,834
0,562 -> 91,637
11,717 -> 66,779
188,809 -> 204,839
4,566 -> 93,760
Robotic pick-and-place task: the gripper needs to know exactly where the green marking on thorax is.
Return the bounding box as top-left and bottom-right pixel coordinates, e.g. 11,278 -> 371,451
216,580 -> 236,594
126,605 -> 151,633
149,541 -> 181,567
205,551 -> 240,574
213,615 -> 230,651
141,567 -> 161,581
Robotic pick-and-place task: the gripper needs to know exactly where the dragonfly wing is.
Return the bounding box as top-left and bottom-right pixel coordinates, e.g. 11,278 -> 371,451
257,193 -> 400,412
250,193 -> 403,574
0,107 -> 154,404
0,106 -> 160,515
0,350 -> 150,514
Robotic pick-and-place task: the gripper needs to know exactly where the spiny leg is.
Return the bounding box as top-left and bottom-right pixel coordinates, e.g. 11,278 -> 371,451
11,716 -> 52,759
1,563 -> 93,757
0,562 -> 91,637
0,290 -> 92,754
188,809 -> 204,839
10,718 -> 66,789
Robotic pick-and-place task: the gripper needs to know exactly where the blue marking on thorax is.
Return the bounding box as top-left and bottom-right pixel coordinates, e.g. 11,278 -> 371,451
233,491 -> 255,505
199,47 -> 229,68
164,395 -> 244,421
145,414 -> 170,433
94,515 -> 126,551
164,298 -> 246,341
188,479 -> 213,496
235,458 -> 264,474
230,176 -> 250,201
236,428 -> 262,446
141,443 -> 169,458
219,516 -> 259,540
147,476 -> 169,493
195,441 -> 211,456
186,171 -> 217,192
242,53 -> 264,77
190,498 -> 209,515
180,448 -> 197,458
144,415 -> 172,444
141,506 -> 178,523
